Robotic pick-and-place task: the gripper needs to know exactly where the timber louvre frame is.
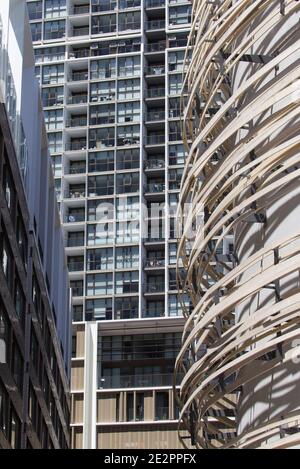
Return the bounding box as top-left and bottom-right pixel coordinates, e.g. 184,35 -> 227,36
174,0 -> 300,449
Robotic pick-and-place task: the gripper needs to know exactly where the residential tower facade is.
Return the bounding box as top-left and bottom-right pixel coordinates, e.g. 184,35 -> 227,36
26,0 -> 192,449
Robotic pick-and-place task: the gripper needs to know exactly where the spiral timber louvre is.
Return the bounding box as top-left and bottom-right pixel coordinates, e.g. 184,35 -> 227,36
175,0 -> 300,449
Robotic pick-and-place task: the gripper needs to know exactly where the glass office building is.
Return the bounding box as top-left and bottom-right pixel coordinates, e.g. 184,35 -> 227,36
26,0 -> 192,448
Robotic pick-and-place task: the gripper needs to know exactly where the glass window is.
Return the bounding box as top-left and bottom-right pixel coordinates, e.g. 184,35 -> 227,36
89,151 -> 114,172
117,125 -> 140,146
89,104 -> 115,125
118,79 -> 140,100
90,81 -> 116,103
169,5 -> 191,25
91,14 -> 117,34
42,86 -> 64,107
116,173 -> 139,194
90,59 -> 116,80
116,196 -> 139,220
86,248 -> 113,271
86,299 -> 112,321
116,148 -> 139,170
42,64 -> 64,84
115,246 -> 139,269
86,273 -> 113,296
87,223 -> 114,246
116,221 -> 139,244
118,11 -> 141,31
0,306 -> 9,365
118,56 -> 140,77
169,144 -> 185,165
47,132 -> 63,154
30,22 -> 42,42
169,74 -> 183,95
88,175 -> 114,197
115,271 -> 139,294
28,1 -> 43,20
44,20 -> 65,40
44,109 -> 63,130
117,101 -> 140,123
44,0 -> 66,18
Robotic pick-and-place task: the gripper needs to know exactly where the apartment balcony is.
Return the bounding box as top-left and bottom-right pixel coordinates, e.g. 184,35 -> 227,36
44,31 -> 66,41
68,261 -> 84,272
145,182 -> 165,193
146,21 -> 165,32
116,284 -> 139,294
66,163 -> 86,175
144,282 -> 165,294
143,310 -> 165,318
64,213 -> 85,223
145,110 -> 165,124
65,141 -> 87,152
145,0 -> 165,9
145,135 -> 165,147
99,373 -> 180,389
144,258 -> 165,269
66,95 -> 88,107
43,97 -> 64,108
71,27 -> 90,37
68,71 -> 88,82
144,158 -> 165,171
144,43 -> 166,57
145,65 -> 165,81
64,189 -> 86,200
88,161 -> 114,173
70,5 -> 90,15
66,117 -> 87,128
71,286 -> 84,297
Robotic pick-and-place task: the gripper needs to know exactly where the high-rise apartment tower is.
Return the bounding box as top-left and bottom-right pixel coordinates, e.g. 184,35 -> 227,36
26,0 -> 192,449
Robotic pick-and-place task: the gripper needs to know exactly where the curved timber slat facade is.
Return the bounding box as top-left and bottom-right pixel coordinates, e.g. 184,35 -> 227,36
175,0 -> 300,449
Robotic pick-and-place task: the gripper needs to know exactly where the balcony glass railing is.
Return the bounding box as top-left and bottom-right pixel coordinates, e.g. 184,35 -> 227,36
146,21 -> 165,31
66,117 -> 87,128
65,213 -> 85,223
64,190 -> 86,199
146,88 -> 165,98
119,0 -> 141,8
146,111 -> 165,122
145,0 -> 165,7
99,373 -> 182,389
92,0 -> 117,13
145,42 -> 166,53
69,71 -> 88,82
68,261 -> 84,272
145,182 -> 165,192
89,162 -> 114,172
67,95 -> 88,105
67,165 -> 86,174
65,142 -> 87,151
143,310 -> 165,318
146,135 -> 165,145
144,282 -> 165,293
71,5 -> 90,15
145,158 -> 165,169
145,65 -> 165,76
71,287 -> 84,296
72,27 -> 90,37
144,258 -> 165,267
